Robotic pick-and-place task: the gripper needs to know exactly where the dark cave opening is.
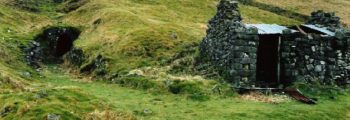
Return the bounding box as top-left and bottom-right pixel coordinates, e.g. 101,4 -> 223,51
32,27 -> 81,64
256,34 -> 281,87
55,32 -> 77,57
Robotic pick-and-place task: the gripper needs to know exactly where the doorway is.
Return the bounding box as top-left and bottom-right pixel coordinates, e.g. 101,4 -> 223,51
256,34 -> 281,87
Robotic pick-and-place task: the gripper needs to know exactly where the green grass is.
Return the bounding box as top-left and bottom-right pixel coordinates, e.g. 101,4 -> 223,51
0,68 -> 136,119
1,65 -> 350,119
33,66 -> 350,120
255,0 -> 350,25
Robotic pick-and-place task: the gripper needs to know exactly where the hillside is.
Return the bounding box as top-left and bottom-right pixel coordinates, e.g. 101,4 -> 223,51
255,0 -> 350,25
0,0 -> 350,119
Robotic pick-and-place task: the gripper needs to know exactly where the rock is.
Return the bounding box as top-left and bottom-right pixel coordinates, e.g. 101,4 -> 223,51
143,108 -> 153,115
307,10 -> 342,30
0,106 -> 13,117
306,64 -> 314,71
22,72 -> 31,78
346,66 -> 350,70
94,55 -> 108,76
47,113 -> 61,120
80,55 -> 108,76
315,65 -> 323,72
33,90 -> 48,99
171,31 -> 178,39
164,79 -> 174,86
64,48 -> 86,67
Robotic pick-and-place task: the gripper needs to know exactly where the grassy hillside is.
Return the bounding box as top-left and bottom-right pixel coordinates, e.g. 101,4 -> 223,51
0,0 -> 350,119
255,0 -> 350,25
60,0 -> 301,73
0,0 -> 302,74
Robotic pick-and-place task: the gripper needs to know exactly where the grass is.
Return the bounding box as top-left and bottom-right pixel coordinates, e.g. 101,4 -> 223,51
0,67 -> 136,119
254,0 -> 350,25
2,64 -> 350,119
32,66 -> 350,120
240,5 -> 302,25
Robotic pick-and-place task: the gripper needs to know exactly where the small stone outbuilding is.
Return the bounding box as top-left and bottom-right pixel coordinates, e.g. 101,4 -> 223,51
200,0 -> 350,88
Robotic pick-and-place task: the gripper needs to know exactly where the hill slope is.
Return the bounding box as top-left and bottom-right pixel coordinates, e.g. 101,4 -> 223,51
61,0 -> 301,74
255,0 -> 350,25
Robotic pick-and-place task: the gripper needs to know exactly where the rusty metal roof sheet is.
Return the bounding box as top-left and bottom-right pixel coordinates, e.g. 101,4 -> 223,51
246,24 -> 296,35
301,24 -> 335,36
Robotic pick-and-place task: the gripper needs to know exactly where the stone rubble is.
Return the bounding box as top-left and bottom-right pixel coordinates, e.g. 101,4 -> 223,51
79,55 -> 108,76
47,113 -> 61,120
64,48 -> 86,67
307,10 -> 342,31
24,41 -> 42,68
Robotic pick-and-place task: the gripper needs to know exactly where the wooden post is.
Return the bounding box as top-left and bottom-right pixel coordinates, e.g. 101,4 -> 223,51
277,36 -> 281,85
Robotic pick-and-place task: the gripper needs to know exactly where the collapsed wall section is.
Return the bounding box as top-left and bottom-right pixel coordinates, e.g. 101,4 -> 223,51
307,10 -> 342,31
199,0 -> 259,87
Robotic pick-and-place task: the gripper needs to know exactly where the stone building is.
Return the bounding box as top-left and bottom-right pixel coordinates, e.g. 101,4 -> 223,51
200,0 -> 350,88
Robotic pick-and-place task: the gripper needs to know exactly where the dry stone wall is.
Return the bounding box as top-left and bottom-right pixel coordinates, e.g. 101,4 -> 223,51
199,0 -> 259,87
281,10 -> 350,86
281,31 -> 350,86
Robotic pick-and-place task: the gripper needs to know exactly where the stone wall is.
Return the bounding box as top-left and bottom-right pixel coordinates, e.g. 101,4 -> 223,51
281,31 -> 350,86
281,10 -> 350,86
199,0 -> 259,87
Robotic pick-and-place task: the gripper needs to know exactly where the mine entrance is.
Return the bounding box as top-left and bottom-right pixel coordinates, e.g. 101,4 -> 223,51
256,34 -> 281,87
35,27 -> 81,63
55,31 -> 78,57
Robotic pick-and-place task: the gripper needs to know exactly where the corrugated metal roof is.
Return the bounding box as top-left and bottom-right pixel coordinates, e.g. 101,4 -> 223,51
301,24 -> 335,36
246,24 -> 296,35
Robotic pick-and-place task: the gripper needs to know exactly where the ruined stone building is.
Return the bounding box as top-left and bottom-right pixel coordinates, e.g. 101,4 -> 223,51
200,0 -> 350,88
